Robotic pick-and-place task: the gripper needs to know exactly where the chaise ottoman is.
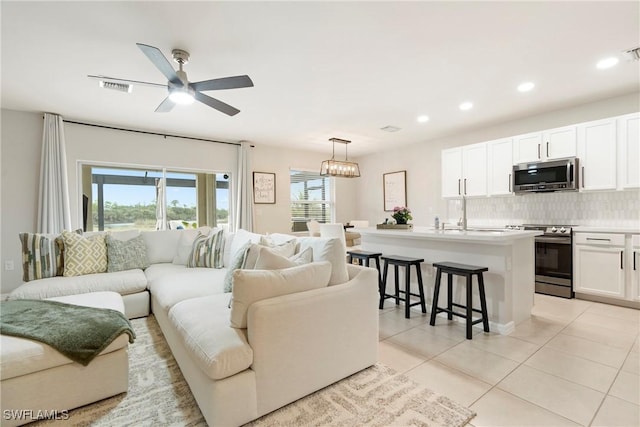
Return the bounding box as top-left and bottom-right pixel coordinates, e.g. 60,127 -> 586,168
0,292 -> 131,427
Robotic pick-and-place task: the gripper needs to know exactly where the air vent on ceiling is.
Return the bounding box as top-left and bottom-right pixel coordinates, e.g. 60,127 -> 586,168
99,80 -> 133,93
623,46 -> 640,62
380,125 -> 401,133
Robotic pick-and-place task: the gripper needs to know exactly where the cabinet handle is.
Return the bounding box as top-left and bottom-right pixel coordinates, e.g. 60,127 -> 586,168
458,179 -> 461,195
546,142 -> 549,158
508,173 -> 512,192
464,178 -> 467,195
620,251 -> 624,270
634,251 -> 637,271
537,144 -> 541,159
586,238 -> 611,242
581,166 -> 585,188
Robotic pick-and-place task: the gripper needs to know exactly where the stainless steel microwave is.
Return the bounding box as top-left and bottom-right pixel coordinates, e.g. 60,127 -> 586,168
512,157 -> 579,193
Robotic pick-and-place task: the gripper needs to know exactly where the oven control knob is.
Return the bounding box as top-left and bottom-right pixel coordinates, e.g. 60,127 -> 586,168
560,227 -> 566,233
551,227 -> 557,233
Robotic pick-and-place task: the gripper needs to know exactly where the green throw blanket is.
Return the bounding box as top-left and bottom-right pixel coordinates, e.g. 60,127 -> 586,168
0,299 -> 136,366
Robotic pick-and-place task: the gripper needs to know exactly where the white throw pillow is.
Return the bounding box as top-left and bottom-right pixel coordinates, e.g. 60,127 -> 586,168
230,261 -> 331,328
254,245 -> 313,270
243,239 -> 297,270
296,237 -> 349,285
228,229 -> 262,264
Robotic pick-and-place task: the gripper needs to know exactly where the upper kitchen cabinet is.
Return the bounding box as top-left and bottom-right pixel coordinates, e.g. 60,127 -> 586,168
513,126 -> 576,164
577,118 -> 617,191
618,112 -> 640,189
441,142 -> 487,198
487,138 -> 513,196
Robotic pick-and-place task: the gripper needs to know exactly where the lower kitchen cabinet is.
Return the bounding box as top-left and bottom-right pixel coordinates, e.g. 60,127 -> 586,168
574,232 -> 639,304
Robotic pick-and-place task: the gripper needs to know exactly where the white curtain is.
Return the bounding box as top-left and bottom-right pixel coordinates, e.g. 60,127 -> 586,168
234,141 -> 253,232
37,113 -> 72,233
155,177 -> 167,230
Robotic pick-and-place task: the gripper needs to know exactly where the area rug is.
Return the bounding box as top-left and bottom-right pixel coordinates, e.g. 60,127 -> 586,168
33,316 -> 475,427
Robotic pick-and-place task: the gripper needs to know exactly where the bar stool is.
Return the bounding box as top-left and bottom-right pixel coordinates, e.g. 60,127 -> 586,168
346,250 -> 382,288
380,255 -> 426,319
429,261 -> 490,339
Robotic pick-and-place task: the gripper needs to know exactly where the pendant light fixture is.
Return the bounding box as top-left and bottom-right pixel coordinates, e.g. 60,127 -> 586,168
320,138 -> 361,178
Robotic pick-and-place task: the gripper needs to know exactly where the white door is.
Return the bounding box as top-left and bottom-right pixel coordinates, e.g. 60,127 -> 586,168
574,245 -> 625,299
488,138 -> 513,195
513,132 -> 542,163
462,143 -> 487,197
441,147 -> 462,198
577,118 -> 617,191
543,126 -> 577,160
619,113 -> 640,189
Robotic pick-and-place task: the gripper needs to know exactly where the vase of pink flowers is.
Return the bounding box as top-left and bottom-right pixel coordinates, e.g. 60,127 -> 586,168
392,206 -> 412,225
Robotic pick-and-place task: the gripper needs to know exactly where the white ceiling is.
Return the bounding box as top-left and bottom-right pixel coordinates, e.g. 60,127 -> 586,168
2,1 -> 639,156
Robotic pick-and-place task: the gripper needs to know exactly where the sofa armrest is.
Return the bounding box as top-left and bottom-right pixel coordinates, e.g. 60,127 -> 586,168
246,265 -> 378,415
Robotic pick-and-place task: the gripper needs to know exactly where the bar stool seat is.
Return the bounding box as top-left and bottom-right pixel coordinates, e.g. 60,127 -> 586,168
380,255 -> 426,319
429,261 -> 490,339
347,250 -> 382,288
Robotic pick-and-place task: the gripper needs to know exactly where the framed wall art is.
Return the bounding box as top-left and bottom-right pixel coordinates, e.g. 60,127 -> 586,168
383,170 -> 406,211
253,172 -> 276,204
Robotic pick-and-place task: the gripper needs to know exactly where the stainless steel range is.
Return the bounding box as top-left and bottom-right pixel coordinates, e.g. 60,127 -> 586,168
507,224 -> 574,298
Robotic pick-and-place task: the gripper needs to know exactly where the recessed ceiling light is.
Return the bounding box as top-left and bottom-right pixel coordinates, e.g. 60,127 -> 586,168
417,115 -> 429,123
517,82 -> 535,92
596,57 -> 619,69
459,102 -> 473,111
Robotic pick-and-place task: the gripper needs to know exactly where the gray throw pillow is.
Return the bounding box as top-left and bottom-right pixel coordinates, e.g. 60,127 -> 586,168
223,240 -> 252,292
106,234 -> 150,272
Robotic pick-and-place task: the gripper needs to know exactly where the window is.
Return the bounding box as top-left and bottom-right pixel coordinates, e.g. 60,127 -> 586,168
82,165 -> 230,231
290,169 -> 333,232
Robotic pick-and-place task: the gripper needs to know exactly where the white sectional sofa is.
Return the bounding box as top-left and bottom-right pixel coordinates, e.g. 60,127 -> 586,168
6,228 -> 379,426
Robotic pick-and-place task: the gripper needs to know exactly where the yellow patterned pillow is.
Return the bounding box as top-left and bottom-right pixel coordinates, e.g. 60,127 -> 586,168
62,231 -> 107,276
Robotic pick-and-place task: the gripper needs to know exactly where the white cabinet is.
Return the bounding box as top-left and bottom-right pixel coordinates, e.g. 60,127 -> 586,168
441,143 -> 487,198
577,118 -> 617,191
513,126 -> 576,163
487,138 -> 513,195
619,113 -> 640,189
574,233 -> 625,299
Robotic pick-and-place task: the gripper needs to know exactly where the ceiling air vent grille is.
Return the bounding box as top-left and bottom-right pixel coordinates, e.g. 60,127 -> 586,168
380,125 -> 401,133
99,80 -> 133,93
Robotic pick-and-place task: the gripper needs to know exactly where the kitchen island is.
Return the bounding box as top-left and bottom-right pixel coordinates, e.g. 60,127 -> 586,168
358,227 -> 542,334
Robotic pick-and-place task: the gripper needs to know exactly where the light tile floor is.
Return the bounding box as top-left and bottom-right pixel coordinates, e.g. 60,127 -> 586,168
378,294 -> 640,426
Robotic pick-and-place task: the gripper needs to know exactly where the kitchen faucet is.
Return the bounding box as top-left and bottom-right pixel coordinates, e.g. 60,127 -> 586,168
457,195 -> 468,231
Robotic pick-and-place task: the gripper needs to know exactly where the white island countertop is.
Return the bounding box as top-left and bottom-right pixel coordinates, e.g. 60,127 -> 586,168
356,226 -> 542,244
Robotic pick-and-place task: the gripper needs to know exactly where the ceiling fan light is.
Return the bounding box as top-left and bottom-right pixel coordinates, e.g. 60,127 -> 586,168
169,89 -> 194,105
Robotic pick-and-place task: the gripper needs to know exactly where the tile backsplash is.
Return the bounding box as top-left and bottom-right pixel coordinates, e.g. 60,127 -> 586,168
447,189 -> 640,228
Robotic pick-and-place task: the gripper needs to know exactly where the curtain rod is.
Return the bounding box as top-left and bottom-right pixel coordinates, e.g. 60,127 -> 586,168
60,119 -> 245,147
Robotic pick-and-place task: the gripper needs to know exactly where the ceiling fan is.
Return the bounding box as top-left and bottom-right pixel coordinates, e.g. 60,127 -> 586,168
88,43 -> 253,116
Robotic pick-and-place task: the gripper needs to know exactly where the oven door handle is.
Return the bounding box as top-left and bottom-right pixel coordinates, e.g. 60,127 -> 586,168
535,236 -> 572,244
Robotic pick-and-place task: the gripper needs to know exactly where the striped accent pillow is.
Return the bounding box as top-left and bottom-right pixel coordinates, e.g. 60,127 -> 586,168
19,230 -> 82,282
187,228 -> 225,268
62,231 -> 108,277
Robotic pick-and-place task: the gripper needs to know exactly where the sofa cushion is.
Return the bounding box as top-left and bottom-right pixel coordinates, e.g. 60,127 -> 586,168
1,291 -> 129,381
106,233 -> 150,272
7,269 -> 147,301
169,293 -> 253,381
187,228 -> 224,268
228,229 -> 262,262
230,261 -> 331,328
141,230 -> 182,264
146,264 -> 227,313
296,237 -> 349,285
62,231 -> 108,277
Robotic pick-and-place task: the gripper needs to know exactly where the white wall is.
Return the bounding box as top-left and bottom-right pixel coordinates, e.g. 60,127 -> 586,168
355,92 -> 640,227
251,144 -> 359,234
1,110 -> 43,291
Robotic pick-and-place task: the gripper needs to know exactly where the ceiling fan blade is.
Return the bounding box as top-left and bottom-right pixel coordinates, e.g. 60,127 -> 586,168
155,96 -> 175,113
136,43 -> 183,87
191,75 -> 254,92
87,75 -> 167,89
194,92 -> 240,116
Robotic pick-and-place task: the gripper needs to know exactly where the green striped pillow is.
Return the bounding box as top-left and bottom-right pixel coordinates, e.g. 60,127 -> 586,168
187,228 -> 224,268
19,230 -> 82,282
